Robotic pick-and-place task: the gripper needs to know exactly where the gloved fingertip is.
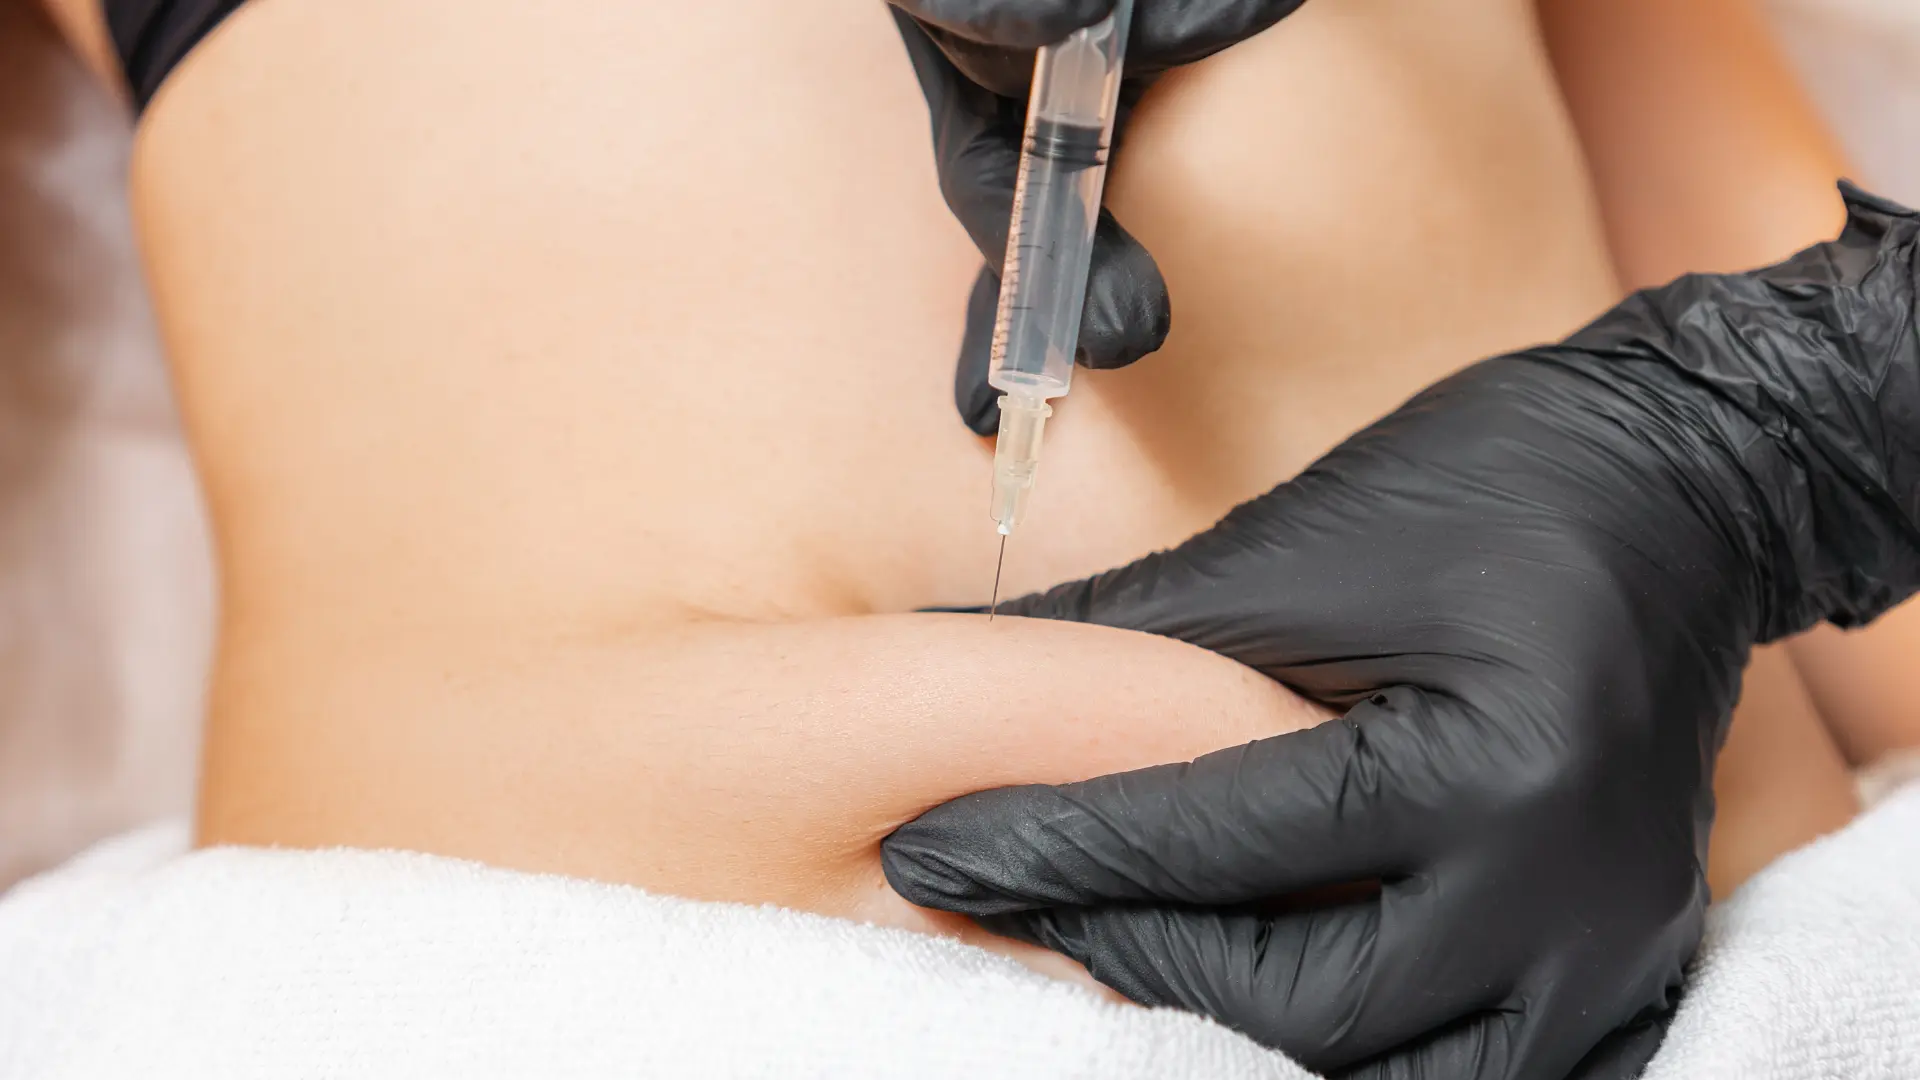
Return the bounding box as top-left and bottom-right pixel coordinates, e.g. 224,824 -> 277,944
899,0 -> 1118,52
960,382 -> 1001,436
880,826 -> 992,909
1077,303 -> 1170,370
1076,213 -> 1171,371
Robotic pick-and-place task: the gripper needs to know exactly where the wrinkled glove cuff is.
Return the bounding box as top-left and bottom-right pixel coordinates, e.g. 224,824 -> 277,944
1550,182 -> 1920,640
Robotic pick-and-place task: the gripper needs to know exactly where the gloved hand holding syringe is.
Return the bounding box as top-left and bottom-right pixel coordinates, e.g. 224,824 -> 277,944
985,0 -> 1134,613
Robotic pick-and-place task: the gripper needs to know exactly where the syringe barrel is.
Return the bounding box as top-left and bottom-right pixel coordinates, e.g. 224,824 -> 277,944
986,0 -> 1135,401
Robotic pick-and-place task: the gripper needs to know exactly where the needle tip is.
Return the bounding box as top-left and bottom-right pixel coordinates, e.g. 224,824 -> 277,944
988,533 -> 1007,621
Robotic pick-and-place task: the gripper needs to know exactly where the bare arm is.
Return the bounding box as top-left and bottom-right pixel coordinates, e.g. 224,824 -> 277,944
1537,0 -> 1849,289
1539,0 -> 1920,770
1787,604 -> 1920,765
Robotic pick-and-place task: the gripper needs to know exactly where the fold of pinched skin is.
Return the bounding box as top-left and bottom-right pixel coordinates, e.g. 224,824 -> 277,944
197,612 -> 1328,987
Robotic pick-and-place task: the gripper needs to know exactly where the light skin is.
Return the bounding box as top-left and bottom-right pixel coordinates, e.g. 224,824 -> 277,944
30,0 -> 1892,989
204,612 -> 1328,984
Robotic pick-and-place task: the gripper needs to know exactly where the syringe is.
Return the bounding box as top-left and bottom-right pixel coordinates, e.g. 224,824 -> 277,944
986,0 -> 1135,605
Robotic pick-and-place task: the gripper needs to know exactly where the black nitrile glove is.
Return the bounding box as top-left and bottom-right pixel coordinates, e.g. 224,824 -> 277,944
888,1 -> 1310,433
883,184 -> 1920,1080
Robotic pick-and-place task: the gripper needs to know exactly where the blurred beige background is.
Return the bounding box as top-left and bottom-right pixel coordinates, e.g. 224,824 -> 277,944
0,0 -> 213,889
0,0 -> 1913,891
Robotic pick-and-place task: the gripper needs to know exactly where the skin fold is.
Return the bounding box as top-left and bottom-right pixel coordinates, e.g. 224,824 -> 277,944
28,0 -> 1873,982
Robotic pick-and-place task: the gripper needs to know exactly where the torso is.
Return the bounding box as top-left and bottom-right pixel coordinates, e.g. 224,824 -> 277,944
63,0 -> 1630,971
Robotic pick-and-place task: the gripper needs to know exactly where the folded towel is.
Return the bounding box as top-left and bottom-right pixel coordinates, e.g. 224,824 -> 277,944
0,823 -> 1307,1079
3,787 -> 1918,1079
1642,782 -> 1920,1080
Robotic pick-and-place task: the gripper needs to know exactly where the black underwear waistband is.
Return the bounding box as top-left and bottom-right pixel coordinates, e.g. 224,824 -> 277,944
104,0 -> 250,113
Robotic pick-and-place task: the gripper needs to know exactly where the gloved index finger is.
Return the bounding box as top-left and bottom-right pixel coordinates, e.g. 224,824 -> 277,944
882,692 -> 1447,915
1127,0 -> 1313,73
890,0 -> 1121,50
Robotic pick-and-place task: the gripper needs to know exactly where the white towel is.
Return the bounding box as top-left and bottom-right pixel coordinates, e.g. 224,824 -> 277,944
2,789 -> 1917,1080
0,824 -> 1308,1079
1641,782 -> 1920,1080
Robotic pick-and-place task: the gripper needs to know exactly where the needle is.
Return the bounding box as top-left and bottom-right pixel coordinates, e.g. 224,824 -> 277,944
988,532 -> 1007,621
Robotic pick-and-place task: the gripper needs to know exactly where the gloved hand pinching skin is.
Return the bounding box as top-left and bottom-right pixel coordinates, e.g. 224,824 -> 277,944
887,0 -> 1311,434
883,184 -> 1920,1080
